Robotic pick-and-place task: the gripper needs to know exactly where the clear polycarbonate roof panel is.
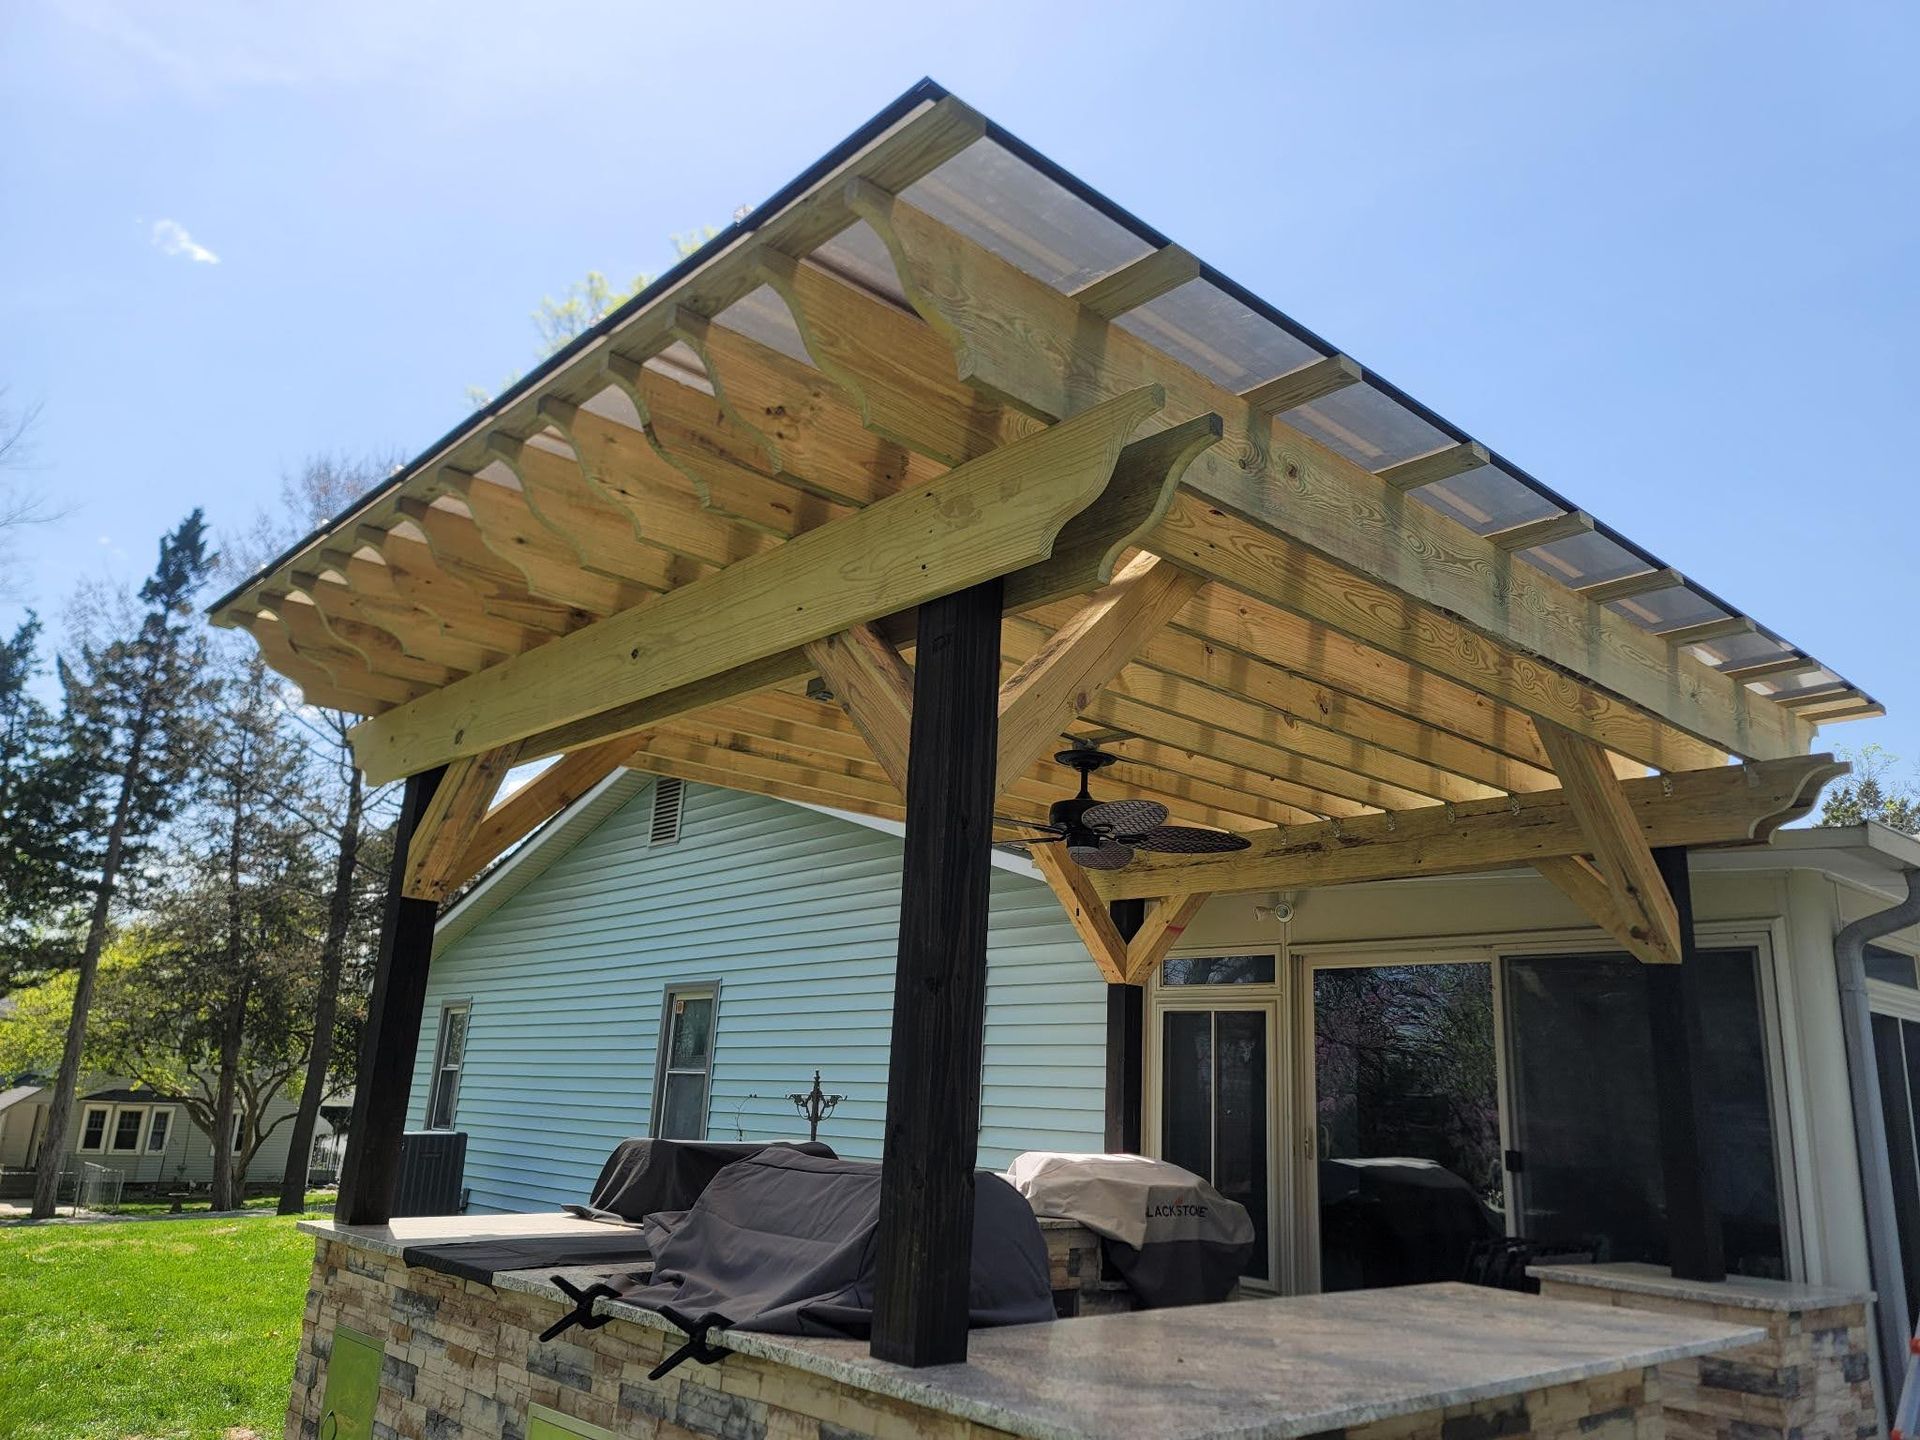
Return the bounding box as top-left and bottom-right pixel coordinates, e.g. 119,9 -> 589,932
902,138 -> 1155,291
810,221 -> 910,307
1517,530 -> 1648,589
1759,668 -> 1843,698
1606,584 -> 1728,632
714,284 -> 814,366
1115,278 -> 1322,390
1696,629 -> 1794,668
1411,464 -> 1561,535
1282,383 -> 1455,471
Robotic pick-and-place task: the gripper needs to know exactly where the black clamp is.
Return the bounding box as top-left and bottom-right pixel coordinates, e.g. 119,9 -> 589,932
647,1306 -> 734,1380
539,1277 -> 622,1342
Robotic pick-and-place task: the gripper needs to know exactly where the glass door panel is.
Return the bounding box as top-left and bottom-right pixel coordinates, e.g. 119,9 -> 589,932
1312,962 -> 1503,1291
1503,949 -> 1785,1278
1872,1011 -> 1920,1326
1160,1007 -> 1271,1280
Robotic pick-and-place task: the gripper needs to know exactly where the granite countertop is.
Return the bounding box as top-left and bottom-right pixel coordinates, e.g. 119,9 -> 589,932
1529,1260 -> 1875,1313
305,1218 -> 1764,1440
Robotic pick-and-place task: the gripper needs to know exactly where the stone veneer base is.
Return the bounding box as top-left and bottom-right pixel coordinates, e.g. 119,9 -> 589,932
1533,1264 -> 1879,1440
288,1239 -> 1697,1440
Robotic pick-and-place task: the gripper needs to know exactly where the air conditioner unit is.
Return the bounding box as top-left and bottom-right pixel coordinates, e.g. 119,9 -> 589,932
392,1131 -> 467,1216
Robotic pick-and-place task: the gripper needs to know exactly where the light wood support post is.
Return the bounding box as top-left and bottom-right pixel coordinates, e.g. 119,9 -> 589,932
1105,900 -> 1147,1155
335,766 -> 446,1226
871,578 -> 1004,1367
1645,846 -> 1727,1282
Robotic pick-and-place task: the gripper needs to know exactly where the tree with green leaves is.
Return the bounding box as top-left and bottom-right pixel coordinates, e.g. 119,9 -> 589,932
0,615 -> 90,988
29,512 -> 217,1218
467,231 -> 718,408
223,454 -> 401,1213
1818,744 -> 1919,835
158,650 -> 328,1207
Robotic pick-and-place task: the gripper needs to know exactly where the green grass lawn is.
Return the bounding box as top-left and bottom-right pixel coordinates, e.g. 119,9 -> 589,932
0,1213 -> 316,1440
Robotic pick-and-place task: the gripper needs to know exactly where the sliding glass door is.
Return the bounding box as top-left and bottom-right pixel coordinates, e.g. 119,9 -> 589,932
1160,1005 -> 1275,1281
1309,961 -> 1505,1291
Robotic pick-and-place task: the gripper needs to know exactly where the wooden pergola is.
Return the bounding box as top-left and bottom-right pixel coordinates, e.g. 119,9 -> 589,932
211,82 -> 1869,1366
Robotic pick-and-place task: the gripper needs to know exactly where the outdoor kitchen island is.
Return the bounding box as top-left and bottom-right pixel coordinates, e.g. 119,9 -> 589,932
290,1216 -> 1765,1440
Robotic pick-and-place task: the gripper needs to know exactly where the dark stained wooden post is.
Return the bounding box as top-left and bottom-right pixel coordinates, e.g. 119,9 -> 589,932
1646,845 -> 1727,1281
1105,899 -> 1147,1153
870,579 -> 1004,1367
335,766 -> 446,1227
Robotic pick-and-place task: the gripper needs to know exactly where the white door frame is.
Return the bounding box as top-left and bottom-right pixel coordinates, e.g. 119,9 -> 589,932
1144,951 -> 1288,1291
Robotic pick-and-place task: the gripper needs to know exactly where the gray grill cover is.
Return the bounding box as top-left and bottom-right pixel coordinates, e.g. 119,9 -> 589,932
613,1147 -> 1055,1337
567,1138 -> 835,1223
1004,1152 -> 1254,1307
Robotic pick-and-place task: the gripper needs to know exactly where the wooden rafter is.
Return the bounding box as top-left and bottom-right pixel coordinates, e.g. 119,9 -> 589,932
847,179 -> 1813,764
1534,723 -> 1682,965
350,387 -> 1167,783
401,743 -> 524,901
1088,754 -> 1846,901
1070,245 -> 1200,320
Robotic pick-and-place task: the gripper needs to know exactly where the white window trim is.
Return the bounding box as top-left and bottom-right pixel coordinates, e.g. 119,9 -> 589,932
145,1107 -> 173,1154
426,1001 -> 472,1131
108,1104 -> 150,1154
652,982 -> 719,1140
77,1103 -> 112,1154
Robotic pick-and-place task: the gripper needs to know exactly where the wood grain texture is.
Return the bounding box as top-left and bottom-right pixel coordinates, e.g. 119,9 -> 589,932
350,386 -> 1165,783
1090,753 -> 1846,901
850,181 -> 1812,764
804,624 -> 916,792
1028,842 -> 1131,984
401,743 -> 523,901
870,579 -> 1003,1366
1535,722 -> 1682,965
995,555 -> 1203,794
1123,892 -> 1210,982
451,736 -> 641,887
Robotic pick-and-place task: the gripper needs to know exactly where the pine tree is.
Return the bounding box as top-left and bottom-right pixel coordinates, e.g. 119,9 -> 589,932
29,512 -> 216,1218
141,650 -> 325,1209
0,615 -> 90,989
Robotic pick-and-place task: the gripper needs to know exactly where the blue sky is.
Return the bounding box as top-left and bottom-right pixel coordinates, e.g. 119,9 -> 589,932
2,1 -> 1914,775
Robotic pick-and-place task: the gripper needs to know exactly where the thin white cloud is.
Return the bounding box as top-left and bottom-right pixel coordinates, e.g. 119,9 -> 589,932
150,219 -> 219,265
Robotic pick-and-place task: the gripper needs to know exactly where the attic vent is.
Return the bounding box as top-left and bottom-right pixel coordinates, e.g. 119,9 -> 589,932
650,777 -> 685,846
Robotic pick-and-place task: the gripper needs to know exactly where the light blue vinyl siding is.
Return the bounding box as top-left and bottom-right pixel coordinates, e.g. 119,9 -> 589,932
410,782 -> 1107,1213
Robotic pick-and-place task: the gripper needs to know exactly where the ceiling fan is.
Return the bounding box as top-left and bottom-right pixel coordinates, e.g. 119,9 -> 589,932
1002,748 -> 1252,870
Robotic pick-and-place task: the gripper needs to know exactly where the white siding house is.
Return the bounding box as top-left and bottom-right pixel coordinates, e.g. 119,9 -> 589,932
411,774 -> 1106,1214
407,766 -> 1920,1339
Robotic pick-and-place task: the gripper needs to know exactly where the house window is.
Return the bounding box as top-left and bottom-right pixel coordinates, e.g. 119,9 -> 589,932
427,1003 -> 471,1130
211,1112 -> 247,1155
111,1107 -> 147,1152
650,777 -> 684,846
145,1109 -> 172,1153
654,986 -> 716,1140
78,1105 -> 110,1153
1868,944 -> 1918,989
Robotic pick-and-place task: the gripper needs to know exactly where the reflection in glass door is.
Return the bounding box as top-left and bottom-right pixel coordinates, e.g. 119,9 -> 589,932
1161,1008 -> 1271,1280
1312,962 -> 1504,1291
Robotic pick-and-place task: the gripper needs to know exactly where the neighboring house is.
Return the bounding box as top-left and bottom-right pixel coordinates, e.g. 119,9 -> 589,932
414,769 -> 1920,1319
0,1075 -> 326,1198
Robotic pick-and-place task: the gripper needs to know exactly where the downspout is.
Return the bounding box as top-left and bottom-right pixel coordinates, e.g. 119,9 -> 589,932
1836,867 -> 1920,1397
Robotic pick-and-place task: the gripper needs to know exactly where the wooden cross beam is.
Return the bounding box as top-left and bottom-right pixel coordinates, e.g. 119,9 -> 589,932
1533,724 -> 1682,965
1122,893 -> 1210,983
448,736 -> 643,890
349,386 -> 1166,784
1087,754 -> 1845,900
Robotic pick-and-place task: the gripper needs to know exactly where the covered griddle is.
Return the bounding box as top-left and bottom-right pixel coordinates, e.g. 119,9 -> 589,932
566,1137 -> 836,1223
400,1138 -> 832,1287
1003,1152 -> 1254,1307
545,1148 -> 1056,1374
